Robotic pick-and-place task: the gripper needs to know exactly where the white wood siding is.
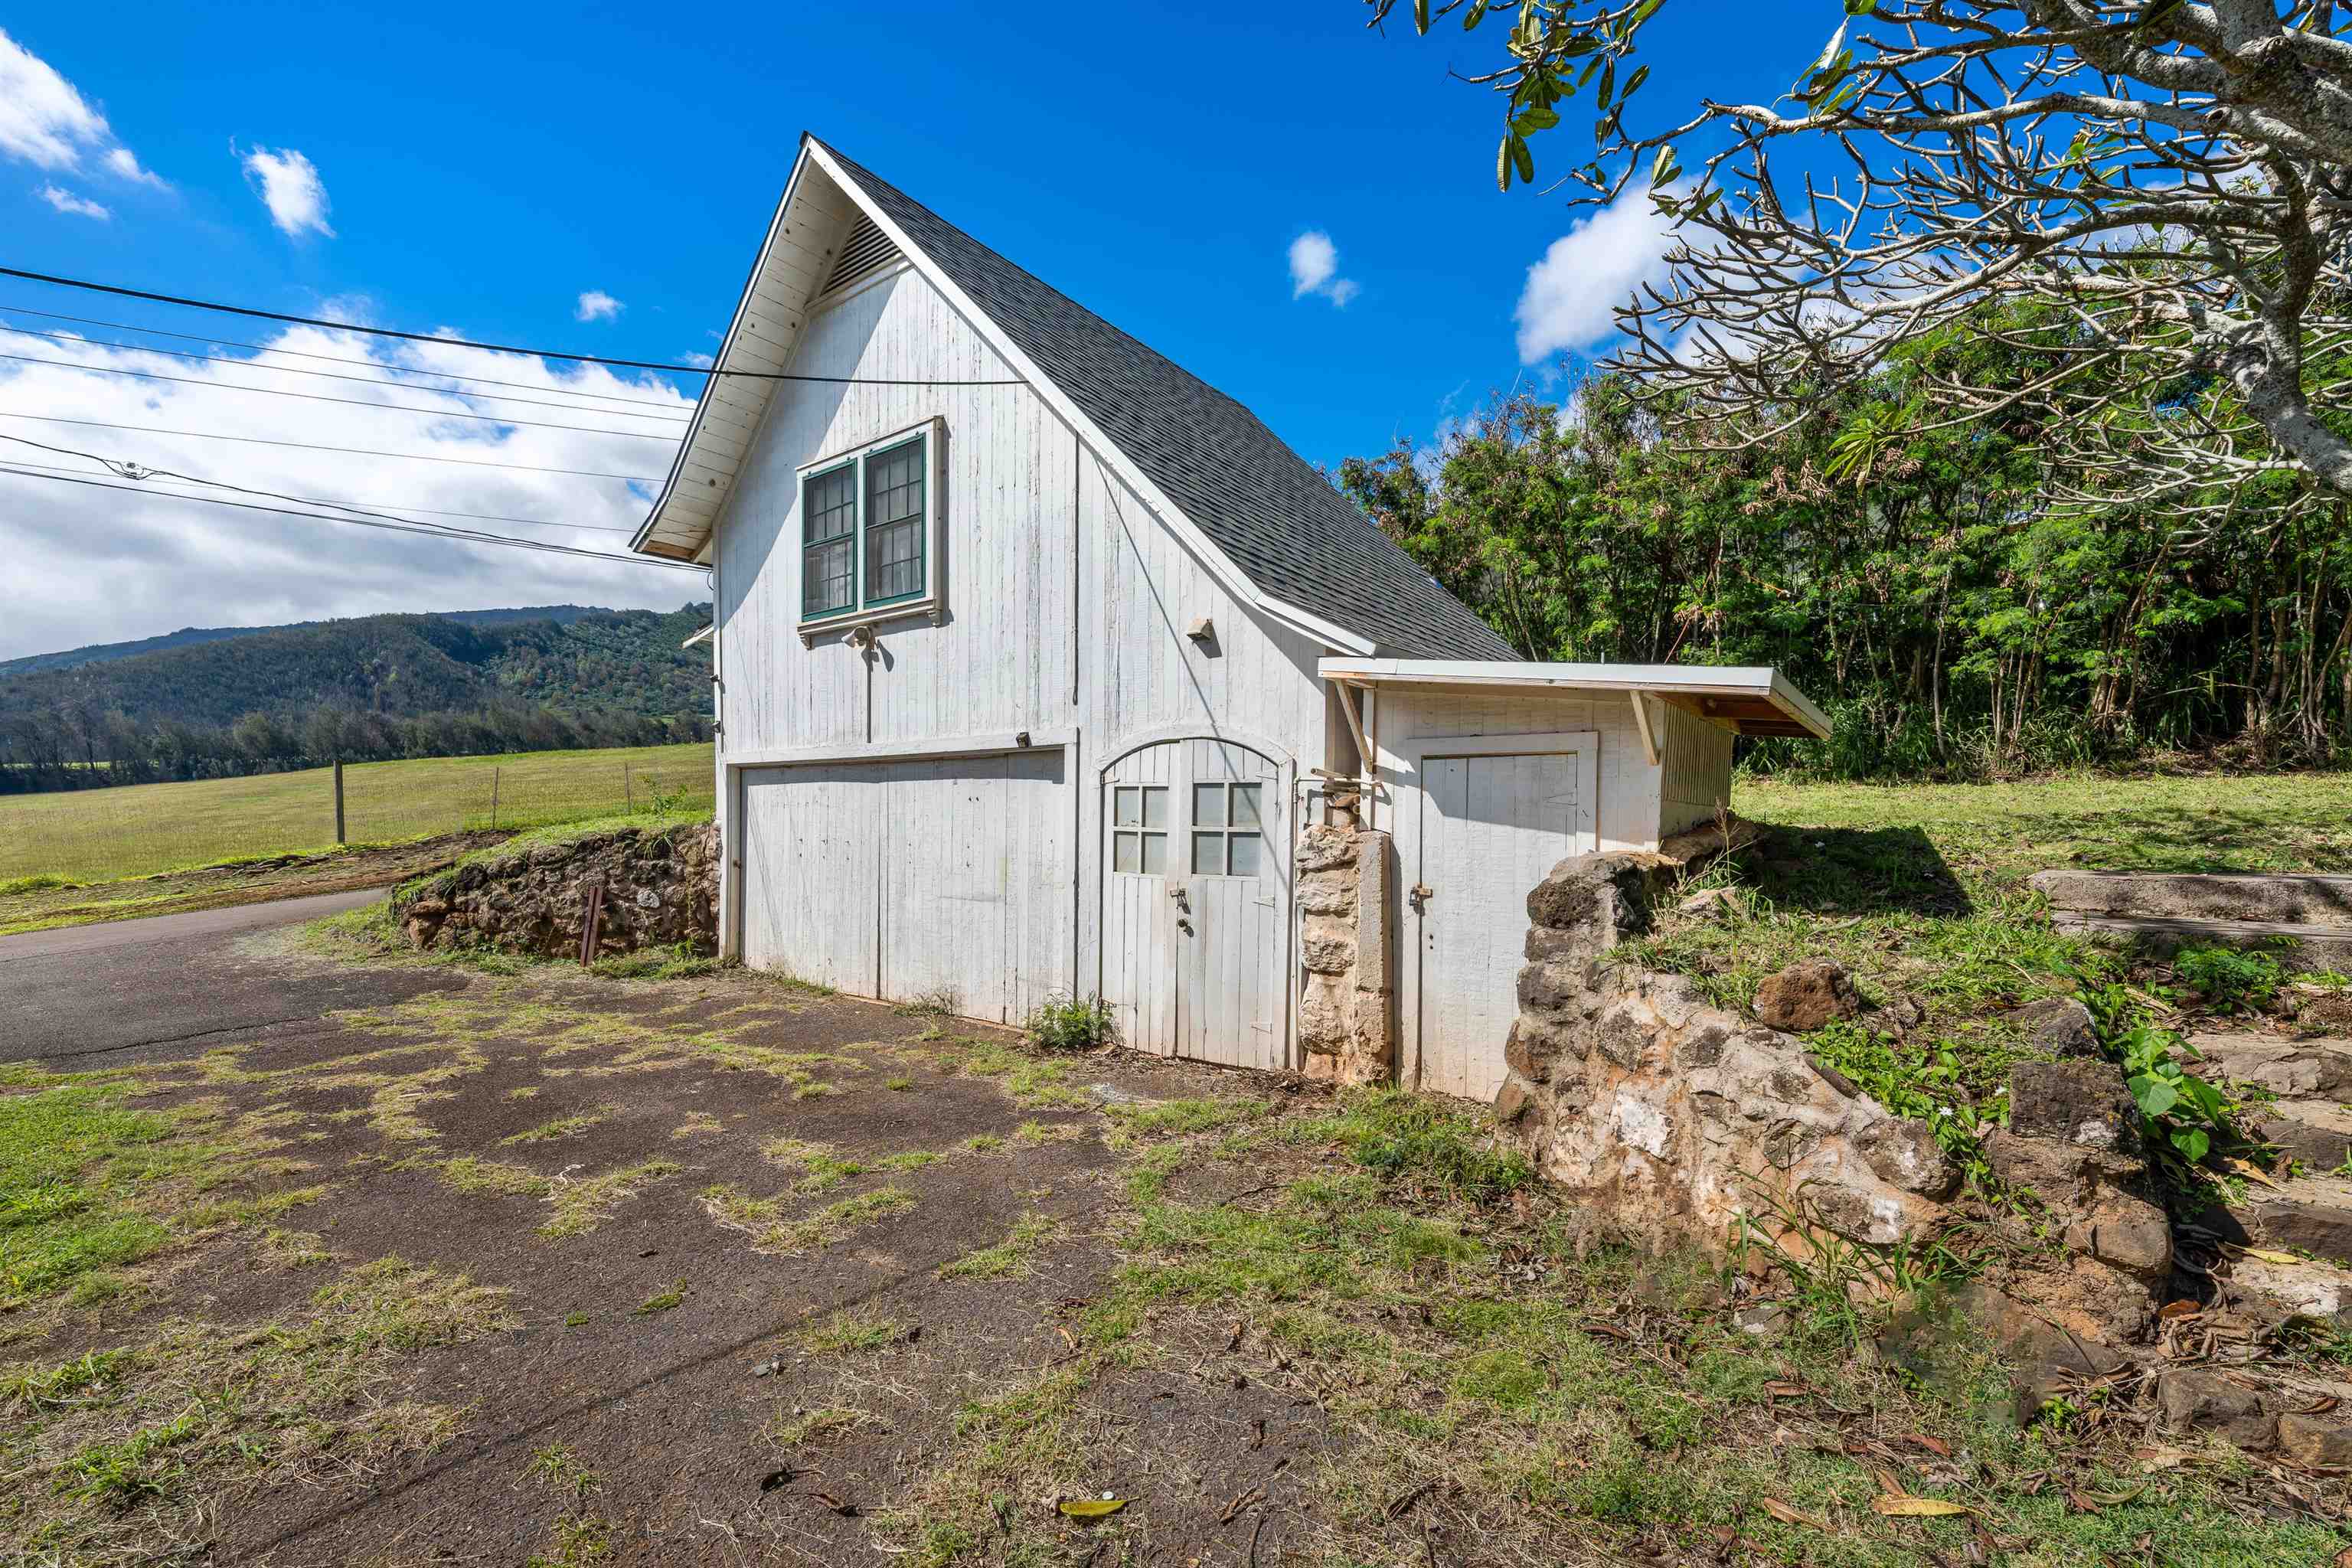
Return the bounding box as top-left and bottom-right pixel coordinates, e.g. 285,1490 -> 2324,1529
1656,701 -> 1736,838
1367,688 -> 1661,853
711,262 -> 1325,1063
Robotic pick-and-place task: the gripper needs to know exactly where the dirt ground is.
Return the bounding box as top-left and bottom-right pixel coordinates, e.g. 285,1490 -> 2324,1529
0,831 -> 509,937
0,944 -> 1362,1567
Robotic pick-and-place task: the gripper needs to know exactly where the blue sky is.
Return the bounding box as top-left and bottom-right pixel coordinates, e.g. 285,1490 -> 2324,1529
0,2 -> 1828,656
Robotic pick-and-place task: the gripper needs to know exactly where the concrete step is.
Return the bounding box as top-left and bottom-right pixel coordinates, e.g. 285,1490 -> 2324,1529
2214,1171 -> 2352,1269
2191,1033 -> 2352,1099
2047,911 -> 2352,972
2032,870 -> 2352,929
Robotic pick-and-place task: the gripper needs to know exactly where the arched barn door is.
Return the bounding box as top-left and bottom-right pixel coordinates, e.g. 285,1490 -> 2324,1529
1100,738 -> 1289,1069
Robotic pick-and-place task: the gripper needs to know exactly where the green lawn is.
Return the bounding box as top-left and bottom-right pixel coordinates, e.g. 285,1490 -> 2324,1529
1737,769 -> 2352,880
0,743 -> 714,884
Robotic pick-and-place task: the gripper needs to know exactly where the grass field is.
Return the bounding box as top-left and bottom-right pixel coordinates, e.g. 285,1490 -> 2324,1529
0,742 -> 714,884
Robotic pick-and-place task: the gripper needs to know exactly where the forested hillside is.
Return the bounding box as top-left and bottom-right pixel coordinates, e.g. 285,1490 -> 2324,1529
0,606 -> 607,678
1338,335 -> 2352,780
0,605 -> 712,794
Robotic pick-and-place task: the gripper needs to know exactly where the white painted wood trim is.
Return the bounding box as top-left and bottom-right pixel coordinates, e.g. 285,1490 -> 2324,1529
806,141 -> 1374,658
1384,729 -> 1600,1093
1320,656 -> 1833,739
1628,691 -> 1659,767
1097,722 -> 1295,776
725,728 -> 1076,770
794,415 -> 949,642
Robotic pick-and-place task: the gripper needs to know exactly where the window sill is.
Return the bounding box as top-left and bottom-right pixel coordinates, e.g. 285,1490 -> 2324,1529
798,594 -> 943,646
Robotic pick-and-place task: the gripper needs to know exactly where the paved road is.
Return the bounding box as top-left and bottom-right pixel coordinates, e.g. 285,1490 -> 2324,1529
0,888 -> 462,1070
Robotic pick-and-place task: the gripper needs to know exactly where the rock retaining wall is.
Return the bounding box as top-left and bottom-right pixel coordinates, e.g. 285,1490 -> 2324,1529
1497,854 -> 1958,1251
394,822 -> 718,958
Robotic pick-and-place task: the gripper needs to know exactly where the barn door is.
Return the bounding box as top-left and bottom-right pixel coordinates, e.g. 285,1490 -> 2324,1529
1102,739 -> 1288,1067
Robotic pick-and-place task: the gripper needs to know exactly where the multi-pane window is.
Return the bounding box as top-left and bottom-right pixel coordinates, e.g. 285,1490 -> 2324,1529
863,438 -> 926,603
798,426 -> 934,624
801,464 -> 858,616
1110,785 -> 1168,875
1190,782 -> 1264,877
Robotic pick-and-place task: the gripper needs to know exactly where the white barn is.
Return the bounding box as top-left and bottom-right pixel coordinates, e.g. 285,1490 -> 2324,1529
632,136 -> 1831,1099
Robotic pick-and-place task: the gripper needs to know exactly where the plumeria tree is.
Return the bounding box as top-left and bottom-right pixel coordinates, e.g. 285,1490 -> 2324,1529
1370,1 -> 2352,524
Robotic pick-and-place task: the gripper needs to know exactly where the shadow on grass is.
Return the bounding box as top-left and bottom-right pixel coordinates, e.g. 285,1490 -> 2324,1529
1737,825 -> 1974,919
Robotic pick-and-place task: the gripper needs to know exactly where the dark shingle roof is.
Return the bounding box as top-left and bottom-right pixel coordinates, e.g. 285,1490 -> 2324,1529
818,142 -> 1518,661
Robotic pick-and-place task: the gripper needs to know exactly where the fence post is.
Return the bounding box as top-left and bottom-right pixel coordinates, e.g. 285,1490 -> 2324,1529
490,766 -> 501,831
334,759 -> 345,846
625,762 -> 633,813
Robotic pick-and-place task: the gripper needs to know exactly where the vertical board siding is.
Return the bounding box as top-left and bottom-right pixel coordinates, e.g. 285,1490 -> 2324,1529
711,262 -> 1324,1070
1101,743 -> 1178,1053
740,763 -> 881,992
1656,701 -> 1736,837
1176,739 -> 1288,1071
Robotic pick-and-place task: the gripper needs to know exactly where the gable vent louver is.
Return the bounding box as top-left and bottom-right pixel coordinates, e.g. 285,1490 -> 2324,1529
824,214 -> 903,293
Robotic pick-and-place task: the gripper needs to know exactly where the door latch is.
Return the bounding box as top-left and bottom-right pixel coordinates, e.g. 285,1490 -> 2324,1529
1409,883 -> 1434,913
1168,886 -> 1191,912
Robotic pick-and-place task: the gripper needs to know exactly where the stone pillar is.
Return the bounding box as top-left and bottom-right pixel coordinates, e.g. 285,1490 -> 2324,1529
1295,818 -> 1395,1085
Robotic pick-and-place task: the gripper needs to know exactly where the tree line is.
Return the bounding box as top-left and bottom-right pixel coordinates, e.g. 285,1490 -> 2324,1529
1338,324 -> 2352,780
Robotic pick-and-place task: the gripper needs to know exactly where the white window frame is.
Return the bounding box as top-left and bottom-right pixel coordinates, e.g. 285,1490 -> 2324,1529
795,416 -> 948,645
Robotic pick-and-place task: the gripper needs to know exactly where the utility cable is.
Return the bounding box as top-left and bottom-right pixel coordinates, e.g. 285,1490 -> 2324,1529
0,320 -> 692,421
0,455 -> 635,534
0,410 -> 662,482
0,464 -> 697,569
0,265 -> 1026,386
0,300 -> 701,411
0,349 -> 684,439
0,431 -> 639,540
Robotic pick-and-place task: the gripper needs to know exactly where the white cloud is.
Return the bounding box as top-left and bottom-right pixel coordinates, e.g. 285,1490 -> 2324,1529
239,144 -> 333,237
1287,230 -> 1360,308
676,351 -> 715,369
0,308 -> 706,660
38,183 -> 107,220
575,290 -> 623,323
0,26 -> 165,188
1514,187 -> 1683,364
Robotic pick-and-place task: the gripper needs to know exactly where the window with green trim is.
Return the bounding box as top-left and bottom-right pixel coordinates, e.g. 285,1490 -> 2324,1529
798,426 -> 936,624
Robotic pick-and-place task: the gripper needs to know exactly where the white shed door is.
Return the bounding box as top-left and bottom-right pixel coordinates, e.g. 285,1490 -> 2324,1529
1102,739 -> 1288,1069
1415,750 -> 1583,1099
740,752 -> 1070,1023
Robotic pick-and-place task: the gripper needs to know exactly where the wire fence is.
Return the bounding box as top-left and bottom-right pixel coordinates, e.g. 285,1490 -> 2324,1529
0,742 -> 716,884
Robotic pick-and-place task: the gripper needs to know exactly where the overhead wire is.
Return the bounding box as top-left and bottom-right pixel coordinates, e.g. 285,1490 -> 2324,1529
0,318 -> 694,422
0,264 -> 1027,386
0,300 -> 703,412
0,348 -> 686,439
0,464 -> 697,570
0,456 -> 637,535
0,430 -> 641,537
0,410 -> 664,482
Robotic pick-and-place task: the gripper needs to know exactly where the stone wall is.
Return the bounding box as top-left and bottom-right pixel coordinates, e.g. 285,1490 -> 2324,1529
1496,854 -> 1958,1251
1295,790 -> 1396,1086
394,822 -> 719,959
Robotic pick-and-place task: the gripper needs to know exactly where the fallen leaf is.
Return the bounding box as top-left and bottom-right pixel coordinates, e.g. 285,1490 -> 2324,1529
808,1491 -> 858,1517
2132,1446 -> 2189,1472
2334,1547 -> 2352,1568
1869,1468 -> 1905,1498
2230,1160 -> 2285,1191
758,1467 -> 794,1493
2157,1299 -> 2202,1320
1873,1496 -> 1970,1517
1760,1498 -> 1833,1531
2243,1247 -> 2302,1265
1905,1432 -> 1952,1457
2296,1395 -> 2344,1416
1762,1380 -> 1810,1399
1059,1498 -> 1129,1520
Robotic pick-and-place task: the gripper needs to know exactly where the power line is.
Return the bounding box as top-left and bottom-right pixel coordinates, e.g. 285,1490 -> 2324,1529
0,320 -> 694,422
0,301 -> 702,412
0,265 -> 1027,387
0,410 -> 663,482
0,455 -> 636,535
0,349 -> 684,440
0,430 -> 645,550
0,464 -> 697,570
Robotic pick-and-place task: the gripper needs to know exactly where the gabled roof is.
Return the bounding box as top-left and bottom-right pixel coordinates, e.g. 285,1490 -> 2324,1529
633,136 -> 1516,662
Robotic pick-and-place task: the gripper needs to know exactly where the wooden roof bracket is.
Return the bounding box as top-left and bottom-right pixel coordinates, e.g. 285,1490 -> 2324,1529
1334,678 -> 1376,793
1628,690 -> 1661,768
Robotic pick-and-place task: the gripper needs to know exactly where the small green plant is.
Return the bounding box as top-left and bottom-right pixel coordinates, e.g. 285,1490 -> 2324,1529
632,1281 -> 687,1316
1024,992 -> 1118,1053
0,872 -> 80,895
525,1442 -> 601,1499
2174,943 -> 2285,1013
2070,966 -> 2246,1177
